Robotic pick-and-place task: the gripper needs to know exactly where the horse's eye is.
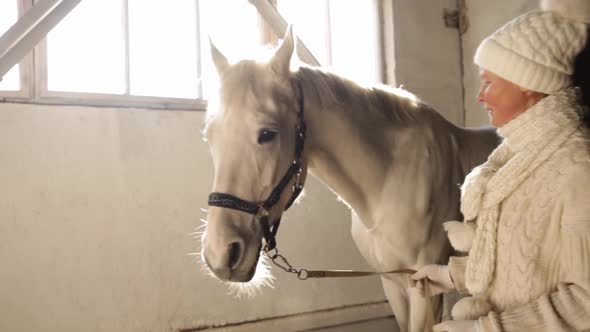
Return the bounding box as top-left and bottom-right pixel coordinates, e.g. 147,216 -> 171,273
258,129 -> 277,144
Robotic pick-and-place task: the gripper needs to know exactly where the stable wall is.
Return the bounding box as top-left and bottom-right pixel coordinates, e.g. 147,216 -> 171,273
0,103 -> 386,332
391,0 -> 464,125
462,0 -> 537,126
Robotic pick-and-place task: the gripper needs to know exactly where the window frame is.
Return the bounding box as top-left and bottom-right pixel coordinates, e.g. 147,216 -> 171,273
1,0 -> 386,111
33,33 -> 207,111
1,0 -> 207,111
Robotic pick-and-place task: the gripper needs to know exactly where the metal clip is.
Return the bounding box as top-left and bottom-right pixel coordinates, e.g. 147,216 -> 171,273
297,269 -> 310,280
293,168 -> 302,191
256,204 -> 269,218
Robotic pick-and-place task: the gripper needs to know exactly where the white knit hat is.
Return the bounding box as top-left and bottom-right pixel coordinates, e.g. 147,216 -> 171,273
474,0 -> 590,94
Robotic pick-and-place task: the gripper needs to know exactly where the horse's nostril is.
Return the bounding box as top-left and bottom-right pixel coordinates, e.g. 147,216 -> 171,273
228,242 -> 241,269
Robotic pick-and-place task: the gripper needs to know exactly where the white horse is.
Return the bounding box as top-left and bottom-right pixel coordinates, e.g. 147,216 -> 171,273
201,28 -> 498,332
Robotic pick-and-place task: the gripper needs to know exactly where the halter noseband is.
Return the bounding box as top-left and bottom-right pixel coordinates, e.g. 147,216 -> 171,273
207,83 -> 305,251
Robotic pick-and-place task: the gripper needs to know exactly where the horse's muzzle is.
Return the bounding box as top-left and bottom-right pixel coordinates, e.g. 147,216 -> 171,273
202,233 -> 260,282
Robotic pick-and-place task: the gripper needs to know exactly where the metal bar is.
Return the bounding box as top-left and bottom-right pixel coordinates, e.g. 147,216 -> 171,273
325,0 -> 332,65
194,0 -> 203,99
122,0 -> 131,95
0,0 -> 59,54
0,0 -> 82,81
377,0 -> 392,85
248,0 -> 320,66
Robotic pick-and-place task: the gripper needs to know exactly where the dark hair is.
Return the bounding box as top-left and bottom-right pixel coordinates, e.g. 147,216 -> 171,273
572,28 -> 590,127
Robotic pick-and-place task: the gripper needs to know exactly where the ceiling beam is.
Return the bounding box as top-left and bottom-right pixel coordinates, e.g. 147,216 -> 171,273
0,0 -> 82,81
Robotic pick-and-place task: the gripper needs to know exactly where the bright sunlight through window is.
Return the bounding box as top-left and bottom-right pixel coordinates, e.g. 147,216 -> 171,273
278,0 -> 331,66
47,0 -> 126,94
278,0 -> 380,84
199,0 -> 261,99
128,0 -> 198,98
2,0 -> 380,103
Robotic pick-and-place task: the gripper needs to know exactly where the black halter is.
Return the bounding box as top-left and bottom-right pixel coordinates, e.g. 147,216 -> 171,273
207,84 -> 306,251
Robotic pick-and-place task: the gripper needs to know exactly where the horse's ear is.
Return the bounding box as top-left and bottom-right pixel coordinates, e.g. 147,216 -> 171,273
270,25 -> 294,76
209,38 -> 229,74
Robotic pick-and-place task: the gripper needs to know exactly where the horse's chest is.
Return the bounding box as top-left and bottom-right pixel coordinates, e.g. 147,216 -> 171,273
351,214 -> 400,270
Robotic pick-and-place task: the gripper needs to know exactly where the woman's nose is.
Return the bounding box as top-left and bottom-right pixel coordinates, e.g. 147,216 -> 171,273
477,86 -> 485,103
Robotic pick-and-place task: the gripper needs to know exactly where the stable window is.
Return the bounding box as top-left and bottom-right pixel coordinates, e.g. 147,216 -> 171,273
39,0 -> 204,109
46,0 -> 201,99
277,0 -> 381,84
1,0 -> 381,109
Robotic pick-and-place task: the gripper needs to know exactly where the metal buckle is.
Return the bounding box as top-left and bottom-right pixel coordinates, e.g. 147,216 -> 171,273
293,167 -> 302,191
256,204 -> 269,218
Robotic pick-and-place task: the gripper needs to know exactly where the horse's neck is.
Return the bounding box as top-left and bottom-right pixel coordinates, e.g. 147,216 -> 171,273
304,99 -> 392,221
296,69 -> 463,225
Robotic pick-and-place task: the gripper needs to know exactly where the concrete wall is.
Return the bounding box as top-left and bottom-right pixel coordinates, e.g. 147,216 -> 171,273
0,103 -> 386,332
391,0 -> 464,125
461,0 -> 537,126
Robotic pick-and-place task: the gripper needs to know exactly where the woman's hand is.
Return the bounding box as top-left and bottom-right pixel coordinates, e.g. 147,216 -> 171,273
410,264 -> 455,296
433,320 -> 479,332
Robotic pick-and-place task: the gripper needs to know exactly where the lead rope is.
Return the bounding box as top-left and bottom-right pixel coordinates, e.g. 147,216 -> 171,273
264,246 -> 416,279
264,245 -> 435,332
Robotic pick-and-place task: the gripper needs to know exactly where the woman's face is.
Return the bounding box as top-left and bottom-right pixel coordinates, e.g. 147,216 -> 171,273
477,69 -> 542,127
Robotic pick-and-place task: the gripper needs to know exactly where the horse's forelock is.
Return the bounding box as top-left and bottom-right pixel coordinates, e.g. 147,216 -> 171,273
203,60 -> 297,140
220,61 -> 296,115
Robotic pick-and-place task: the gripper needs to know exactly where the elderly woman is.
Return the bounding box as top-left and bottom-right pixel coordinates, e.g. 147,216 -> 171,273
411,0 -> 590,331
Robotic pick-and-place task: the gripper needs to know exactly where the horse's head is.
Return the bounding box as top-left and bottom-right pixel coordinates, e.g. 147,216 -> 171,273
201,28 -> 308,285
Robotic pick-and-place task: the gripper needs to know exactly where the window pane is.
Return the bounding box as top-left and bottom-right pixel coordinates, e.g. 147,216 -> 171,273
199,0 -> 261,98
330,0 -> 380,83
277,0 -> 330,66
47,0 -> 125,94
0,65 -> 20,91
0,0 -> 20,91
128,0 -> 198,99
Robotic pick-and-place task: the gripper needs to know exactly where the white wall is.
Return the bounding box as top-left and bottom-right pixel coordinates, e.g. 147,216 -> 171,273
461,0 -> 538,126
0,103 -> 386,332
391,0 -> 464,125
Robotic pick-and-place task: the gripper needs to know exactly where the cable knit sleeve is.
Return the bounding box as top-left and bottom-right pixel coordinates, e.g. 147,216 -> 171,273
479,160 -> 590,332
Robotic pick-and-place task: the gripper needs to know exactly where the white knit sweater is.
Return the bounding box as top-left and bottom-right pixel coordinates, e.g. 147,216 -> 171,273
448,88 -> 590,331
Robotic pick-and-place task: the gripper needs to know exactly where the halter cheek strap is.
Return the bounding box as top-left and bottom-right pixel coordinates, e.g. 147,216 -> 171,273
207,82 -> 305,251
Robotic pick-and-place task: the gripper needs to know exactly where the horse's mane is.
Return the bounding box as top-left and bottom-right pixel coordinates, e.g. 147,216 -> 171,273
294,66 -> 443,126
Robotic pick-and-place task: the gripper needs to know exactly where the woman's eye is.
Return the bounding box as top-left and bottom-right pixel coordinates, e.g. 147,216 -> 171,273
258,129 -> 277,144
